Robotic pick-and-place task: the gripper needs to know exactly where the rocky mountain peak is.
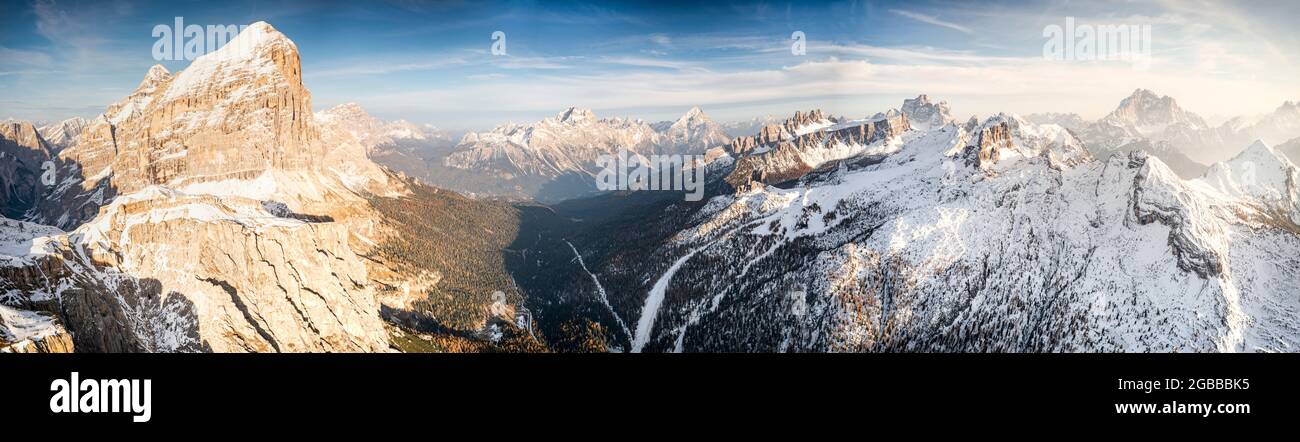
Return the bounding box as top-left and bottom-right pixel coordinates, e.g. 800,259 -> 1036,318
901,94 -> 954,130
1199,139 -> 1299,208
316,102 -> 443,151
1107,88 -> 1207,130
1230,139 -> 1290,168
0,121 -> 49,152
33,20 -> 326,229
160,20 -> 304,103
656,106 -> 728,154
1,121 -> 53,220
207,21 -> 296,62
668,106 -> 712,128
681,106 -> 705,120
139,64 -> 172,87
37,117 -> 87,152
788,109 -> 828,127
557,107 -> 596,124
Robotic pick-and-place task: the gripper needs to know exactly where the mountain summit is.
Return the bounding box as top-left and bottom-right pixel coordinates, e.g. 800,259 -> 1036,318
39,20 -> 334,228
901,94 -> 954,130
1104,88 -> 1208,133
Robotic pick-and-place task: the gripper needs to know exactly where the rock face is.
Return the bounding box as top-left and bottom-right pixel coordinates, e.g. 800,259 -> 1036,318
0,122 -> 53,219
963,123 -> 1010,168
959,113 -> 1090,170
37,117 -> 87,153
728,109 -> 836,156
2,188 -> 391,354
0,217 -> 74,353
0,303 -> 75,353
68,190 -> 387,352
725,109 -> 909,191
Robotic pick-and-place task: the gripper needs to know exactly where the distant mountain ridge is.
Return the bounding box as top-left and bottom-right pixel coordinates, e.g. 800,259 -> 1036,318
1075,89 -> 1300,178
444,105 -> 731,201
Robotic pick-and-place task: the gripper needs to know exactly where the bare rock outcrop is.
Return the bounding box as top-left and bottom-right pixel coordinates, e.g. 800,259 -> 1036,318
66,191 -> 389,352
726,111 -> 909,191
962,122 -> 1012,168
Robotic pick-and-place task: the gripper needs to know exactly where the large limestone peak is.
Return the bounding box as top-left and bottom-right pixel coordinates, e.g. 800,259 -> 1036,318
39,21 -> 326,228
162,20 -> 306,102
208,21 -> 295,60
1107,88 -> 1207,130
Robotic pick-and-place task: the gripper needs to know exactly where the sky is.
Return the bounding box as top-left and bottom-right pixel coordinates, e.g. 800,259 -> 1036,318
2,0 -> 1299,132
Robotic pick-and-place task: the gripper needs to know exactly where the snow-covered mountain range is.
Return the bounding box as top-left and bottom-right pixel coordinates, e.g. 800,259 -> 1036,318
444,105 -> 730,201
525,97 -> 1299,353
1073,89 -> 1300,178
2,22 -> 1297,354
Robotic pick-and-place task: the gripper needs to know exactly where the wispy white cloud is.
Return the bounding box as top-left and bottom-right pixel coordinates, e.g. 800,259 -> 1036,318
649,34 -> 672,46
0,46 -> 54,67
889,9 -> 973,34
310,58 -> 469,78
598,56 -> 699,70
356,41 -> 1299,130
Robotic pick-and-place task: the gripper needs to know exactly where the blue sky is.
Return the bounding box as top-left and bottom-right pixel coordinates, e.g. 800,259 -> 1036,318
3,0 -> 1299,131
